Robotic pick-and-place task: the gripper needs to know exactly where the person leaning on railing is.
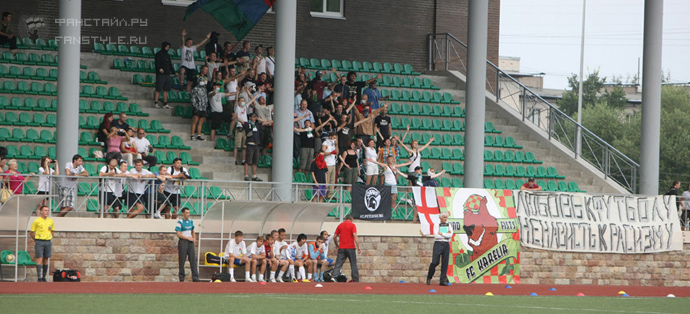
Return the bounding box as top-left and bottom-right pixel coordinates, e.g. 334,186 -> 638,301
3,159 -> 34,195
36,156 -> 58,215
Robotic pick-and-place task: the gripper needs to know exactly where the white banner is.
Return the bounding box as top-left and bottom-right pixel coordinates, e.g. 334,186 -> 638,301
514,190 -> 683,253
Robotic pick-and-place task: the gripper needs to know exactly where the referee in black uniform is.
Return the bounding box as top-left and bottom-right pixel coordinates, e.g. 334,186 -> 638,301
422,212 -> 453,286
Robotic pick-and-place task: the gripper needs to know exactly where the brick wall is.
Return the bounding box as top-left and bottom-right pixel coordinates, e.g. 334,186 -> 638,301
20,232 -> 690,285
4,0 -> 500,72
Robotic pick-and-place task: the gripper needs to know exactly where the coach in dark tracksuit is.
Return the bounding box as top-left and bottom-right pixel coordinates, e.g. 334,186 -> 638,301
424,212 -> 453,286
175,207 -> 199,282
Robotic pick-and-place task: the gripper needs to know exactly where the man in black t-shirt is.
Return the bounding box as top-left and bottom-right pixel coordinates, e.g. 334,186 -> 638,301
344,71 -> 380,101
111,112 -> 130,131
374,107 -> 392,146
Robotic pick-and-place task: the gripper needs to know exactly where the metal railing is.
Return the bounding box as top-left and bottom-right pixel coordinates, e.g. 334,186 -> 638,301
428,33 -> 639,193
0,173 -> 418,220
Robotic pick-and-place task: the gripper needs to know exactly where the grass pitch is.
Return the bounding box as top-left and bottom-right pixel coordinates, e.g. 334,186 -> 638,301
1,294 -> 688,313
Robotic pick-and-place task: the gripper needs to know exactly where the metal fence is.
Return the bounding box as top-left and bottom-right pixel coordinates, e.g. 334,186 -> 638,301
427,32 -> 639,193
1,173 -> 418,220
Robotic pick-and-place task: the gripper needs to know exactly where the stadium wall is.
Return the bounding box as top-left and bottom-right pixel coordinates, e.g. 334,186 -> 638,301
16,219 -> 690,285
4,0 -> 500,71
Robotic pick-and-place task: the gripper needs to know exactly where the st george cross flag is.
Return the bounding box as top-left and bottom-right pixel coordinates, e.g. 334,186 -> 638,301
413,187 -> 441,235
184,0 -> 274,41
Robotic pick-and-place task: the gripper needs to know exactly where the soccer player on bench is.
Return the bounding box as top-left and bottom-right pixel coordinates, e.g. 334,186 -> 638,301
247,236 -> 267,282
274,228 -> 293,282
290,233 -> 310,282
308,235 -> 328,282
224,230 -> 252,282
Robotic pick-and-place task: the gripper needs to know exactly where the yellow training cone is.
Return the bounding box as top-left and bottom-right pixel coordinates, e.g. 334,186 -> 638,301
618,291 -> 626,295
485,292 -> 494,296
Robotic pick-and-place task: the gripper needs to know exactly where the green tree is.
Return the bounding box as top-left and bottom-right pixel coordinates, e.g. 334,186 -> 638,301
581,102 -> 623,144
602,85 -> 628,109
613,86 -> 690,193
557,69 -> 606,116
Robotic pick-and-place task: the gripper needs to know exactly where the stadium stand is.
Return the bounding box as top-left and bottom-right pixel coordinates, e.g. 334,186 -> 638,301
0,39 -> 599,220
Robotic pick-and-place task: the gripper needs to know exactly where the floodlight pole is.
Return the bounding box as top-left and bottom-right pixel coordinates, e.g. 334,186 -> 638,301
463,0 -> 489,188
272,0 -> 297,201
639,0 -> 663,195
56,0 -> 82,167
576,0 -> 586,158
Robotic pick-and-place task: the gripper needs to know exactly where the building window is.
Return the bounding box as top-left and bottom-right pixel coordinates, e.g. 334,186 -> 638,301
310,0 -> 344,19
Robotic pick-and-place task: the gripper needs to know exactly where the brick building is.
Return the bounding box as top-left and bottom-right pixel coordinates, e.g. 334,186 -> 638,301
4,0 -> 500,71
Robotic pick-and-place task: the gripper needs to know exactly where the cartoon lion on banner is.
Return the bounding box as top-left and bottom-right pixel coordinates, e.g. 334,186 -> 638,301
462,194 -> 498,261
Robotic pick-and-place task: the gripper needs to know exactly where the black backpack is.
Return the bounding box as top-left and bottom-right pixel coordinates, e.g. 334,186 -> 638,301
53,269 -> 81,282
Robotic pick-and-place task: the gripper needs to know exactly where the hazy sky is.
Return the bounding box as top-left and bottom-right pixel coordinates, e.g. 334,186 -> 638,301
500,0 -> 690,90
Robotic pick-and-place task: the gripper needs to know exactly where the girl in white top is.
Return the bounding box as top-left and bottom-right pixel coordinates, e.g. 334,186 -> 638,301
36,156 -> 59,215
367,156 -> 411,206
364,138 -> 379,185
400,137 -> 435,181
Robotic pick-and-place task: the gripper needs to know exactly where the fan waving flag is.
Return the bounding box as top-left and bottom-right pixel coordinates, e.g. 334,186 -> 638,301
184,0 -> 274,41
413,187 -> 441,235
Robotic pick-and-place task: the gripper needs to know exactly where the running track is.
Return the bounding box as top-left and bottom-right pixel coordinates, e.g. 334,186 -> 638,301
1,282 -> 689,297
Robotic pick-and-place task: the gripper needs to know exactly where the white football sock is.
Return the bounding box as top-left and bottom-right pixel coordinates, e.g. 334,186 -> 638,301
299,266 -> 306,280
270,271 -> 276,280
289,265 -> 295,278
229,268 -> 234,277
245,271 -> 250,279
259,274 -> 264,281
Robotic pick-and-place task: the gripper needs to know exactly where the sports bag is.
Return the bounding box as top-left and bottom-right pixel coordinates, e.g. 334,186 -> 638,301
53,269 -> 81,282
211,272 -> 231,282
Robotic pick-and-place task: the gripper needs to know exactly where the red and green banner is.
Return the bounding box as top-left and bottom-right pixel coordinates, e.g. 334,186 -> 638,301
435,188 -> 520,284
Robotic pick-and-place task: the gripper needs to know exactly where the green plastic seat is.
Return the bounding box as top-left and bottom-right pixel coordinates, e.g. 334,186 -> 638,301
483,150 -> 493,161
515,166 -> 527,177
17,250 -> 37,266
504,165 -> 516,177
484,135 -> 496,147
493,151 -> 505,162
558,181 -> 570,192
189,167 -> 206,180
547,167 -> 565,179
494,179 -> 506,189
452,178 -> 464,188
180,152 -> 199,166
452,148 -> 464,160
5,112 -> 19,125
505,136 -> 522,149
505,180 -> 517,190
171,136 -> 190,149
525,151 -> 542,164
569,181 -> 584,192
484,179 -> 495,189
30,113 -> 45,127
452,163 -> 464,175
493,136 -> 505,147
484,164 -> 495,176
537,166 -> 549,178
154,151 -> 168,164
526,166 -> 538,178
18,145 -> 34,159
441,148 -> 452,160
495,164 -> 506,177
39,130 -> 54,143
485,121 -> 501,133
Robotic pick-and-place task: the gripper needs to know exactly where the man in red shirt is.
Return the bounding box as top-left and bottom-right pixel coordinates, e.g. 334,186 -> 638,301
520,177 -> 542,191
331,214 -> 361,282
